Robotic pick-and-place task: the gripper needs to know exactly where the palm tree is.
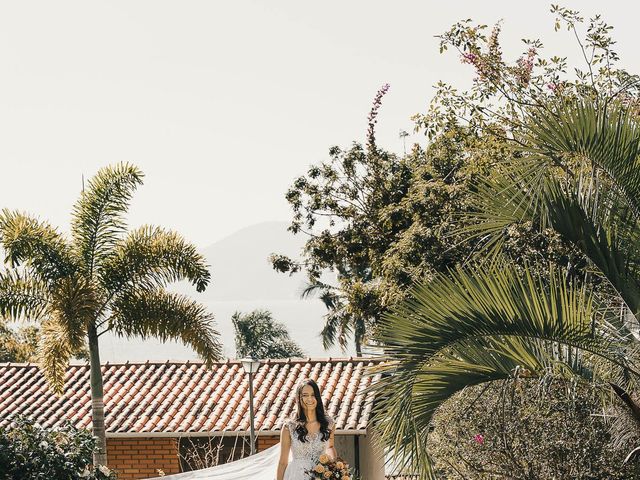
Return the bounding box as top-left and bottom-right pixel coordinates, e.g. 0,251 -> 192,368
302,280 -> 375,357
232,309 -> 304,359
370,100 -> 640,478
0,163 -> 221,467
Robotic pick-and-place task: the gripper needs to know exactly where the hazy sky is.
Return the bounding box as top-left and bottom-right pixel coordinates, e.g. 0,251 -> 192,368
0,0 -> 638,248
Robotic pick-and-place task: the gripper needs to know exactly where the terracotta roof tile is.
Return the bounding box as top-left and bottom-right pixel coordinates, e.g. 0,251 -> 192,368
0,358 -> 382,435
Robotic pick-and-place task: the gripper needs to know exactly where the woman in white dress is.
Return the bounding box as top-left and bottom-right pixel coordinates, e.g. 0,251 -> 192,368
276,379 -> 337,480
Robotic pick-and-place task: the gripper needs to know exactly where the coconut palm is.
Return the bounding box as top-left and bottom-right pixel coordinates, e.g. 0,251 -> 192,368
232,309 -> 304,359
370,100 -> 640,478
0,163 -> 221,466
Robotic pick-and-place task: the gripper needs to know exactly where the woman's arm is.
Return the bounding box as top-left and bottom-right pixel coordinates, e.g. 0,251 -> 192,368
326,423 -> 337,460
276,425 -> 291,480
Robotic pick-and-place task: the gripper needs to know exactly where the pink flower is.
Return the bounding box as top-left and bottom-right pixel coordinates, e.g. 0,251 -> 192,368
474,433 -> 484,445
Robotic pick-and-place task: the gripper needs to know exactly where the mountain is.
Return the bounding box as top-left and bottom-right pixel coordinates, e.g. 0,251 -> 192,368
100,222 -> 352,361
197,221 -> 308,301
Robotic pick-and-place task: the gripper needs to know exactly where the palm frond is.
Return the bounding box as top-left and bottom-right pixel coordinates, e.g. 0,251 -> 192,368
466,164 -> 640,317
0,270 -> 50,321
524,100 -> 640,217
320,309 -> 352,351
72,163 -> 143,277
99,225 -> 210,294
37,277 -> 97,393
110,289 -> 221,363
37,317 -> 78,395
49,276 -> 99,340
0,209 -> 77,282
370,263 -> 639,479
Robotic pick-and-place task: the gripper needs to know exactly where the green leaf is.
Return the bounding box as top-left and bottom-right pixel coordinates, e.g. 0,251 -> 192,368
0,270 -> 50,321
72,163 -> 144,278
0,210 -> 77,282
110,289 -> 221,363
370,263 -> 638,478
100,225 -> 211,294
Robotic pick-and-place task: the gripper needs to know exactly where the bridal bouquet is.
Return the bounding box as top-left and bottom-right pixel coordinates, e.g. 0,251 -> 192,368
306,454 -> 352,480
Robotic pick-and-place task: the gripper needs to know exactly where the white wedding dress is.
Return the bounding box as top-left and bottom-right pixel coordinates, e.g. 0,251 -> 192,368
143,419 -> 333,480
283,419 -> 332,480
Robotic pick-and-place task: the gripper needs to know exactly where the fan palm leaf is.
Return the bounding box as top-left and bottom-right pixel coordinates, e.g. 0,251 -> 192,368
466,160 -> 640,318
523,100 -> 640,217
370,263 -> 639,479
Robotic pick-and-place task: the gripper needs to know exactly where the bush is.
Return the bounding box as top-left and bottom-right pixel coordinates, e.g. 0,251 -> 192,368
0,417 -> 117,479
429,378 -> 640,479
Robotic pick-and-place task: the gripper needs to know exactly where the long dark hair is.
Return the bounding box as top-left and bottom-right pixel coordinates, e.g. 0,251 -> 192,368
292,378 -> 331,442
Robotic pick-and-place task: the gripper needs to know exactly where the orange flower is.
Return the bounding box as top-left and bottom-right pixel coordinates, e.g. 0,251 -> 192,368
314,464 -> 325,474
336,461 -> 344,469
318,454 -> 330,464
323,471 -> 332,478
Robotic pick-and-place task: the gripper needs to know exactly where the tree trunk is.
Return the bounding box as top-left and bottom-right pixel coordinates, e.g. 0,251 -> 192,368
88,322 -> 108,467
610,382 -> 640,425
355,338 -> 362,357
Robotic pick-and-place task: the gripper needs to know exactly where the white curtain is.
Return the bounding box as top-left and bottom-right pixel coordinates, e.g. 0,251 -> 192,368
144,443 -> 283,480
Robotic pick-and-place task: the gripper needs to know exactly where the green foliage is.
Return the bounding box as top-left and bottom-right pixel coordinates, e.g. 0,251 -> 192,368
0,324 -> 38,362
273,122 -> 583,354
0,417 -> 117,479
370,6 -> 640,479
272,126 -> 502,353
418,5 -> 639,140
0,163 -> 221,388
370,262 -> 639,478
232,310 -> 304,359
430,379 -> 640,479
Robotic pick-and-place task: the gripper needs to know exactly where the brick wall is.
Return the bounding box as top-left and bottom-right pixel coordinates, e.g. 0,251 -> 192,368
107,437 -> 180,480
107,435 -> 280,479
257,435 -> 279,451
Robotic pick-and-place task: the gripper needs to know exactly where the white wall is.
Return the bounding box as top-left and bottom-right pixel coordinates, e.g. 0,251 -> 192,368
358,429 -> 386,480
334,434 -> 355,467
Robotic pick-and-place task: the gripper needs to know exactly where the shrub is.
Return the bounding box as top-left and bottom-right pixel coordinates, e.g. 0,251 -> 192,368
0,417 -> 117,479
429,378 -> 640,479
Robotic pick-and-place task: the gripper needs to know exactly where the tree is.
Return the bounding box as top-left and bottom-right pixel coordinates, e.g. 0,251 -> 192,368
271,86 -> 509,355
0,324 -> 38,362
232,310 -> 304,359
0,163 -> 221,467
271,102 -> 577,356
370,8 -> 640,478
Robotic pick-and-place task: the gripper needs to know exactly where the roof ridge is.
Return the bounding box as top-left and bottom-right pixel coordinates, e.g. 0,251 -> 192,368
0,356 -> 385,368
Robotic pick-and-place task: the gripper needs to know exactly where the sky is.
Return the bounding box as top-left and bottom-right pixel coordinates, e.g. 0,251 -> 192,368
2,1 -> 640,360
2,0 -> 638,249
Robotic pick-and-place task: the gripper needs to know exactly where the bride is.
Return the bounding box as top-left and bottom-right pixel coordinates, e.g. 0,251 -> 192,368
276,379 -> 337,480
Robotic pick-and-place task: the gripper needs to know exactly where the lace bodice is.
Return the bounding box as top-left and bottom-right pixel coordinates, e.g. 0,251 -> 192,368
288,422 -> 329,460
283,418 -> 334,480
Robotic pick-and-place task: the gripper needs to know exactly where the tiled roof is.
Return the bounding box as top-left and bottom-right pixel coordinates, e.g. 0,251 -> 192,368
0,358 -> 382,436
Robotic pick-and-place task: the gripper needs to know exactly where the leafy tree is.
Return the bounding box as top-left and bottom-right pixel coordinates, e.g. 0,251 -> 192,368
0,163 -> 221,467
271,101 -> 580,356
370,8 -> 640,478
0,324 -> 38,362
430,379 -> 640,479
232,309 -> 304,359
